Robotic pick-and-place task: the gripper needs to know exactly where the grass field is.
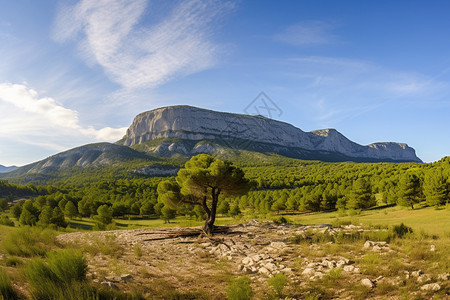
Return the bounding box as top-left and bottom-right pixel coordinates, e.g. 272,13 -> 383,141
65,204 -> 450,237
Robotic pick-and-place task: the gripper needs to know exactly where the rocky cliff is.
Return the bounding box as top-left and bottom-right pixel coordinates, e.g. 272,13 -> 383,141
121,106 -> 422,163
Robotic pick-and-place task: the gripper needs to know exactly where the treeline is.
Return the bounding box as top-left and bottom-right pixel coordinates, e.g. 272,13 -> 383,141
2,156 -> 450,229
6,178 -> 163,228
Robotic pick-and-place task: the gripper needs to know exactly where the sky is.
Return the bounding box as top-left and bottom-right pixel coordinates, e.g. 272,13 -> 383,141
1,0 -> 450,166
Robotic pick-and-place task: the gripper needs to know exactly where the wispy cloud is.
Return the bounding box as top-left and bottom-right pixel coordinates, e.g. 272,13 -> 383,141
276,56 -> 448,126
274,21 -> 338,46
0,83 -> 127,149
53,0 -> 234,89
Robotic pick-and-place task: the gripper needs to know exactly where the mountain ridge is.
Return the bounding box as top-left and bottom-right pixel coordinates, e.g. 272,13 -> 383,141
121,105 -> 422,163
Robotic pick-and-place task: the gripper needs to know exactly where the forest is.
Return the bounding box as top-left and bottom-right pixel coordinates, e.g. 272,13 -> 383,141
1,154 -> 449,229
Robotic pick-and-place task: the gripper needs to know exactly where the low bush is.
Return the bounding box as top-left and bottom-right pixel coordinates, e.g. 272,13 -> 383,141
0,216 -> 14,227
268,272 -> 288,297
227,276 -> 253,300
392,223 -> 413,238
273,216 -> 289,224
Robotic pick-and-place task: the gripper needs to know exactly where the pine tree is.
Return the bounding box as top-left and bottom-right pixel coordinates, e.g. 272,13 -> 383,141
423,170 -> 447,207
64,201 -> 78,219
346,177 -> 375,210
398,173 -> 422,209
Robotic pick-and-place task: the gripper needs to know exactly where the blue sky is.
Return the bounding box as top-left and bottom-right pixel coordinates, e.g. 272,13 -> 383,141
1,0 -> 450,166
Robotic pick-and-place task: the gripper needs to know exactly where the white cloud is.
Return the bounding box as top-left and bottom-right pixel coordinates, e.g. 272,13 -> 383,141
274,21 -> 338,46
53,0 -> 234,89
0,83 -> 127,148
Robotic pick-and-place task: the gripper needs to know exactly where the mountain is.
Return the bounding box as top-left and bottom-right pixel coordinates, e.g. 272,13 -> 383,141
120,105 -> 422,163
0,165 -> 18,173
0,143 -> 180,184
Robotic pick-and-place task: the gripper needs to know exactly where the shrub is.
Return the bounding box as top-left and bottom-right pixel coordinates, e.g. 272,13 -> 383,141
2,227 -> 58,257
268,272 -> 288,297
227,276 -> 253,300
392,223 -> 413,238
0,267 -> 18,300
273,216 -> 289,225
0,215 -> 14,227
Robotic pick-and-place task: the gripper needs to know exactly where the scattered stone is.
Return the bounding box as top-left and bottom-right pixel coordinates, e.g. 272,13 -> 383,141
101,281 -> 119,290
363,240 -> 389,251
361,278 -> 374,288
420,283 -> 441,291
437,273 -> 449,281
417,274 -> 431,283
200,242 -> 211,247
263,262 -> 277,272
302,268 -> 316,276
411,270 -> 423,277
242,257 -> 254,266
258,267 -> 270,276
343,265 -> 355,273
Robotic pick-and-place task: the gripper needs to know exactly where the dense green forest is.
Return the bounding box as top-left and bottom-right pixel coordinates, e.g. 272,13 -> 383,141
1,153 -> 449,229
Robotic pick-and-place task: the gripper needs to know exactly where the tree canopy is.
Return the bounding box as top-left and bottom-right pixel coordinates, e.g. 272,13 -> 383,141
157,154 -> 250,234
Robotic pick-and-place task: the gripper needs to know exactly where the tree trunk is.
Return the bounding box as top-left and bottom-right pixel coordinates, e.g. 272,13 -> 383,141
202,189 -> 219,235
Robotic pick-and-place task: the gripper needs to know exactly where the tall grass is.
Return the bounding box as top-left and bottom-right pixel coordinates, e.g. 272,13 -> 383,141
25,249 -> 88,299
0,267 -> 18,300
2,227 -> 59,257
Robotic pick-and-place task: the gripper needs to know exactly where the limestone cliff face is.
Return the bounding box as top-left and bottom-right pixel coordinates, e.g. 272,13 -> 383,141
122,106 -> 422,163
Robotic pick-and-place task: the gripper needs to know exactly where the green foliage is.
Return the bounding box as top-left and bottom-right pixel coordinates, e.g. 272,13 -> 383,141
392,223 -> 413,238
268,272 -> 288,297
217,200 -> 230,216
273,216 -> 289,224
64,201 -> 78,219
0,198 -> 8,211
398,173 -> 422,209
0,215 -> 14,227
2,227 -> 58,257
95,204 -> 113,225
11,204 -> 22,219
158,154 -> 250,234
226,276 -> 253,300
19,200 -> 38,226
347,177 -> 376,209
423,169 -> 448,207
161,205 -> 176,223
0,267 -> 18,300
229,202 -> 241,217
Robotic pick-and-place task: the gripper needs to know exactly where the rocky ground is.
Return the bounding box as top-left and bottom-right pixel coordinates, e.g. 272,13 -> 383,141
57,220 -> 449,299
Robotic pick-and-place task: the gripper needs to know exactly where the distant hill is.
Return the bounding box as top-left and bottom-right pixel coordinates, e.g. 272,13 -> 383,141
120,105 -> 422,163
0,165 -> 18,173
0,143 -> 180,184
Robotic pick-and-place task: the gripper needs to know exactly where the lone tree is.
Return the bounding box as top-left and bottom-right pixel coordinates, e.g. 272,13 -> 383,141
157,154 -> 250,234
